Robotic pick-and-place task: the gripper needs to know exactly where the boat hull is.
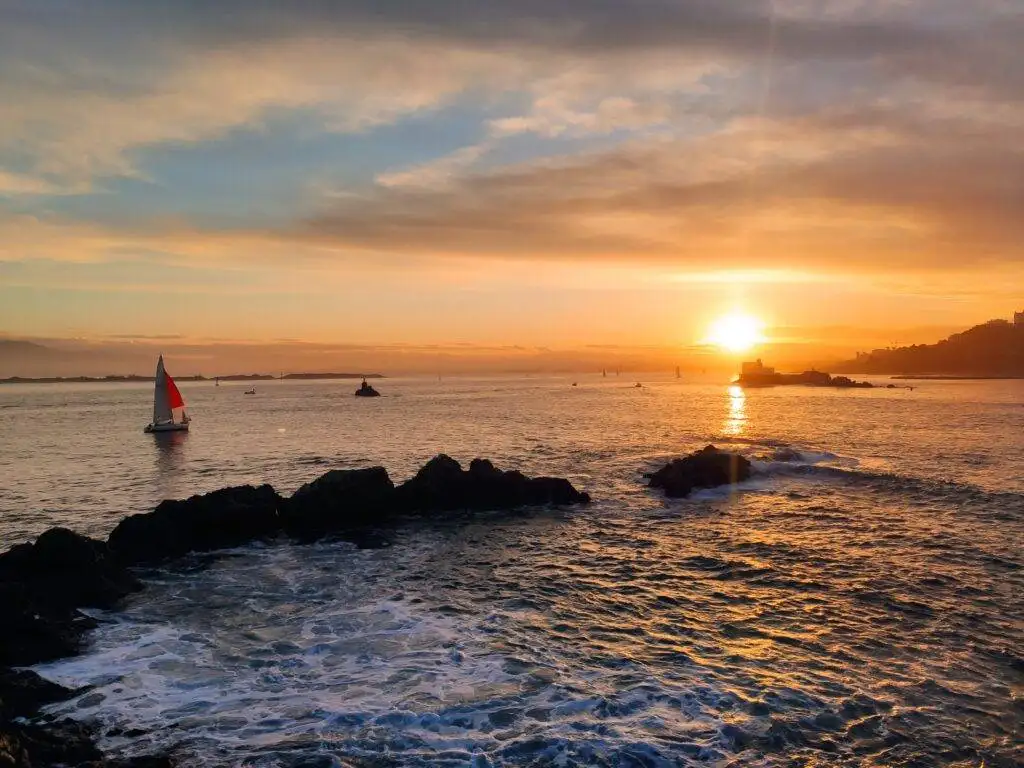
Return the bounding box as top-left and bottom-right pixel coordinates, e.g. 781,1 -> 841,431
144,422 -> 190,433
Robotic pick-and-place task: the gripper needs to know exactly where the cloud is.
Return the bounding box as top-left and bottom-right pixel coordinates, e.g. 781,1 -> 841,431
0,0 -> 1019,294
301,102 -> 1024,272
1,0 -> 1018,183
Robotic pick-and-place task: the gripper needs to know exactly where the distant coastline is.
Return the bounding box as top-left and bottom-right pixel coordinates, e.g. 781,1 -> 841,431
838,314 -> 1024,377
890,374 -> 1024,381
0,372 -> 385,385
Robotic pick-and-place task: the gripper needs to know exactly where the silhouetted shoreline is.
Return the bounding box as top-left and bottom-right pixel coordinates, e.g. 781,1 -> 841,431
839,315 -> 1024,377
890,375 -> 1024,380
0,372 -> 386,385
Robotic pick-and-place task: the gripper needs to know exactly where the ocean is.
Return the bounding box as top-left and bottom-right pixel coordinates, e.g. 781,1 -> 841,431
1,376 -> 1022,766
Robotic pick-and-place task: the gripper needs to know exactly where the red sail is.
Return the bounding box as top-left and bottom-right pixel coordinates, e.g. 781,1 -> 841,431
166,373 -> 185,410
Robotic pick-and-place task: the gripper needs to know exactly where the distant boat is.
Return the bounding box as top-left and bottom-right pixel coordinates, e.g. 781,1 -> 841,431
244,387 -> 256,395
572,382 -> 578,387
675,366 -> 681,379
144,356 -> 190,433
634,382 -> 643,388
215,377 -> 220,387
355,379 -> 381,397
602,369 -> 607,378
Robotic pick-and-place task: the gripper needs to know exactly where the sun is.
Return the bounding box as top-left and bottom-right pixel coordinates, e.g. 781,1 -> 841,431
706,313 -> 765,353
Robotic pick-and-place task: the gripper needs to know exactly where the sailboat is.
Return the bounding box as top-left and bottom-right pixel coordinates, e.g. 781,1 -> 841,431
144,355 -> 190,433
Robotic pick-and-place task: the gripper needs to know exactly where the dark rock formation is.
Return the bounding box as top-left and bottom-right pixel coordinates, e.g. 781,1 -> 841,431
283,466 -> 396,540
396,455 -> 590,512
0,668 -> 174,767
0,527 -> 141,610
0,668 -> 73,721
0,718 -> 104,766
0,456 -> 587,766
107,485 -> 282,566
646,445 -> 753,498
0,528 -> 140,668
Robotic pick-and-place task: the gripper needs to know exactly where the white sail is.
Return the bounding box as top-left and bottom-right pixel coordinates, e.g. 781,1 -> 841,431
153,355 -> 172,424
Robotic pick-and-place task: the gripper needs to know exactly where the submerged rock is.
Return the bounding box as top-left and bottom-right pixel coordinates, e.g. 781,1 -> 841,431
107,484 -> 282,565
396,455 -> 591,512
646,445 -> 753,498
284,466 -> 396,539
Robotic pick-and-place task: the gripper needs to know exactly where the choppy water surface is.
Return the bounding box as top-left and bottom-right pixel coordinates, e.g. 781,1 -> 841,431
3,376 -> 1023,766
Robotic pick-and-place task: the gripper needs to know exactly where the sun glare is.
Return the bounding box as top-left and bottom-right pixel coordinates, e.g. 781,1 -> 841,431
706,313 -> 765,353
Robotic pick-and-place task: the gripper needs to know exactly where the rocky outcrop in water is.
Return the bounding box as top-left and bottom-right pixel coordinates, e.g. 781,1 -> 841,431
284,466 -> 395,540
646,445 -> 753,498
396,455 -> 591,512
0,528 -> 141,667
107,484 -> 283,566
0,456 -> 587,765
2,457 -> 588,668
0,666 -> 173,767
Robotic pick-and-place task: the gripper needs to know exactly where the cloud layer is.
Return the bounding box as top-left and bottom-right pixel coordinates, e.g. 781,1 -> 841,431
0,0 -> 1020,341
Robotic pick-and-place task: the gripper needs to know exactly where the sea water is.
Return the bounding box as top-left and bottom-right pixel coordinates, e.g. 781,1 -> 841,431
1,376 -> 1021,766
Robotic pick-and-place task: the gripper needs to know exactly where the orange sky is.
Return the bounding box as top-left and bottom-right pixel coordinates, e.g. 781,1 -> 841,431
0,1 -> 1020,370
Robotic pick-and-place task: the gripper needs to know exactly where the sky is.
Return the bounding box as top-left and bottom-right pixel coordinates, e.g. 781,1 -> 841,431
0,0 -> 1021,372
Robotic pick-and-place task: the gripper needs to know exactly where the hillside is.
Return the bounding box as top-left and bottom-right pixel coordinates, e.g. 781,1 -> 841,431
838,319 -> 1024,376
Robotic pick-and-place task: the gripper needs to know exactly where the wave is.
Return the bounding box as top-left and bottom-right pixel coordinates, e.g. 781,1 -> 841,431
711,438 -> 1024,516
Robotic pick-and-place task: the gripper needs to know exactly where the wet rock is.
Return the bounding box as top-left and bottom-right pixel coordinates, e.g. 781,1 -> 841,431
107,484 -> 282,565
0,668 -> 74,720
0,585 -> 91,667
396,455 -> 590,512
0,719 -> 103,767
645,445 -> 753,498
0,528 -> 140,667
283,466 -> 395,540
0,527 -> 141,610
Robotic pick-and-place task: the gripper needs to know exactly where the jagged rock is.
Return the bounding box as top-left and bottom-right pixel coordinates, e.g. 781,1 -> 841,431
0,585 -> 87,667
107,484 -> 282,565
0,528 -> 141,610
0,668 -> 74,720
0,528 -> 140,668
646,445 -> 753,498
283,467 -> 396,540
396,455 -> 590,512
0,719 -> 103,767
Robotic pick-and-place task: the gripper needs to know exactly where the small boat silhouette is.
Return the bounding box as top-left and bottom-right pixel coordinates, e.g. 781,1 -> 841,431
355,379 -> 381,397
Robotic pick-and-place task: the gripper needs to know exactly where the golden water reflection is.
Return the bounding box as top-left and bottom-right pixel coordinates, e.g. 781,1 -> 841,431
724,384 -> 746,436
153,430 -> 189,500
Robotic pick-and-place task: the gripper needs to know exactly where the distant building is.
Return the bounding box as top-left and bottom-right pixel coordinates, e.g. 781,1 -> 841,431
1015,310 -> 1024,326
741,359 -> 775,376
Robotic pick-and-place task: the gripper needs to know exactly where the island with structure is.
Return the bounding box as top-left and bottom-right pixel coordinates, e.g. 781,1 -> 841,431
736,359 -> 875,389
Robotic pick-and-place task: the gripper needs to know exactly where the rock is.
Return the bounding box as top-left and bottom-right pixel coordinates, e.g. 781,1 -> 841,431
0,528 -> 140,668
646,445 -> 753,498
0,528 -> 141,611
396,455 -> 590,512
0,719 -> 103,767
107,484 -> 282,565
0,585 -> 88,667
0,718 -> 176,767
283,467 -> 396,540
0,668 -> 74,720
